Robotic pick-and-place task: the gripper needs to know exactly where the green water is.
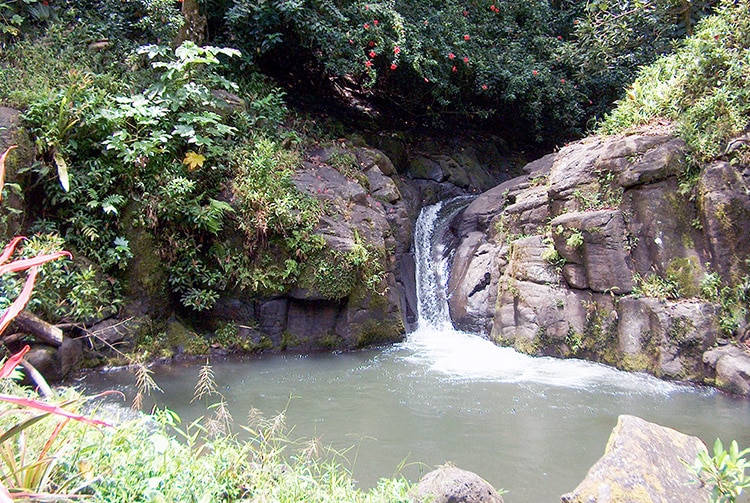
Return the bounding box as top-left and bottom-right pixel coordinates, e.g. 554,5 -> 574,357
76,329 -> 750,502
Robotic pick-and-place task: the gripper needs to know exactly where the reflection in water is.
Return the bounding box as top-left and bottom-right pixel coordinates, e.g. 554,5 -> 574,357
76,201 -> 750,502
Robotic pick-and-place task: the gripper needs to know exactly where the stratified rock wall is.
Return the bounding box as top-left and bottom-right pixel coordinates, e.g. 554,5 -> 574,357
447,131 -> 750,392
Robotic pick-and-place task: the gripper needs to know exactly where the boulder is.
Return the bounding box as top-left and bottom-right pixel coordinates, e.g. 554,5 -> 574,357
617,298 -> 719,378
697,161 -> 750,280
561,415 -> 710,503
703,345 -> 750,396
25,346 -> 63,382
413,465 -> 504,503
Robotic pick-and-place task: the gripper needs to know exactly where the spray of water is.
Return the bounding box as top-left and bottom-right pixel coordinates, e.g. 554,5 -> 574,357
405,200 -> 692,395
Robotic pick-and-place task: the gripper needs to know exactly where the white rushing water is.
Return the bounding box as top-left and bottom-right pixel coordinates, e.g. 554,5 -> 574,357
404,199 -> 689,396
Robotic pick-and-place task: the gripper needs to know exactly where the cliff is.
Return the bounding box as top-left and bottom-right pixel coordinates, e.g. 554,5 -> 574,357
447,129 -> 750,394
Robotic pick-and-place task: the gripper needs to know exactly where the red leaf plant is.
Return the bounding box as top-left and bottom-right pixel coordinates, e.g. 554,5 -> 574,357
0,237 -> 115,500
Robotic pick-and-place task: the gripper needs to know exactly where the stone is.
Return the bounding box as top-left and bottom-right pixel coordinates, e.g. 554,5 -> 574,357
617,298 -> 719,378
562,264 -> 588,290
698,161 -> 750,280
561,415 -> 711,503
551,210 -> 634,294
285,299 -> 341,348
25,346 -> 62,382
507,235 -> 560,284
703,346 -> 750,396
448,232 -> 499,334
366,165 -> 401,203
60,337 -> 83,377
622,178 -> 708,285
616,138 -> 686,188
413,465 -> 504,503
257,298 -> 289,346
89,318 -> 143,350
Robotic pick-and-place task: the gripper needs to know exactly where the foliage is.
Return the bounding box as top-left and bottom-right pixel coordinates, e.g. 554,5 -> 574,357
700,270 -> 749,336
599,0 -> 750,162
0,237 -> 117,501
562,0 -> 716,117
691,439 -> 750,503
633,272 -> 681,301
226,0 -> 588,142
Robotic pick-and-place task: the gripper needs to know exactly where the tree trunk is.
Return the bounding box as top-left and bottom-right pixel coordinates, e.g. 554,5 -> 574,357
12,311 -> 63,347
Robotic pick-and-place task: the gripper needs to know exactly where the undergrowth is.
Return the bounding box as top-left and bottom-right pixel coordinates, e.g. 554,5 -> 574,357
599,0 -> 750,163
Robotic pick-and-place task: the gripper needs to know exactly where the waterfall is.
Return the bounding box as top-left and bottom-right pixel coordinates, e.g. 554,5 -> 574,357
413,198 -> 472,331
406,199 -> 685,395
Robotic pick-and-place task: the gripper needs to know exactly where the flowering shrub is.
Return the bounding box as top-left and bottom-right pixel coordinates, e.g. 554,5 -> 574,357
226,0 -> 587,141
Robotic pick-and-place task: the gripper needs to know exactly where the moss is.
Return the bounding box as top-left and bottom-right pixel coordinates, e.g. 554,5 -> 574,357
281,331 -> 302,351
667,316 -> 697,347
666,256 -> 702,297
621,353 -> 655,372
353,318 -> 404,348
714,202 -> 733,233
514,336 -> 540,355
317,332 -> 344,350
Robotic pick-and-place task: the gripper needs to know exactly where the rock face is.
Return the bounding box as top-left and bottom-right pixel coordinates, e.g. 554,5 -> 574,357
190,135 -> 511,353
703,345 -> 750,396
561,415 -> 710,503
446,131 -> 750,390
414,465 -> 504,503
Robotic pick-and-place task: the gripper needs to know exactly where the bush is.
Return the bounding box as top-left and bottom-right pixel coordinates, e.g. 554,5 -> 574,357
226,0 -> 588,142
599,0 -> 750,162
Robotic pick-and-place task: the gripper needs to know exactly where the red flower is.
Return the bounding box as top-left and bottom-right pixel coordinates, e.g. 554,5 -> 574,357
390,63 -> 397,70
532,70 -> 538,76
369,40 -> 376,47
463,10 -> 468,16
369,51 -> 376,58
448,53 -> 455,59
424,77 -> 429,82
365,60 -> 373,68
452,66 -> 457,72
364,23 -> 370,29
463,56 -> 469,63
464,34 -> 470,41
373,19 -> 379,25
560,78 -> 566,84
349,39 -> 354,44
482,84 -> 488,90
365,4 -> 369,9
393,46 -> 401,55
557,35 -> 562,40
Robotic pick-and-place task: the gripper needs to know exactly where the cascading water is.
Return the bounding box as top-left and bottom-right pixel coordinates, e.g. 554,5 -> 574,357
406,201 -> 688,392
413,198 -> 470,330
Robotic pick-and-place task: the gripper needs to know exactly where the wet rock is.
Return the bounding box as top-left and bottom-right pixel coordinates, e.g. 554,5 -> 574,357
89,317 -> 146,351
60,337 -> 83,376
413,465 -> 504,503
561,415 -> 710,503
703,345 -> 750,396
25,346 -> 63,382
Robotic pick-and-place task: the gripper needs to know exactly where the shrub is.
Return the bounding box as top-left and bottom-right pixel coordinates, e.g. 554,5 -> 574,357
599,0 -> 750,162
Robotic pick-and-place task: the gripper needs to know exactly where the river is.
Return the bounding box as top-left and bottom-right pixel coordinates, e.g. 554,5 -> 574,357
76,200 -> 750,502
